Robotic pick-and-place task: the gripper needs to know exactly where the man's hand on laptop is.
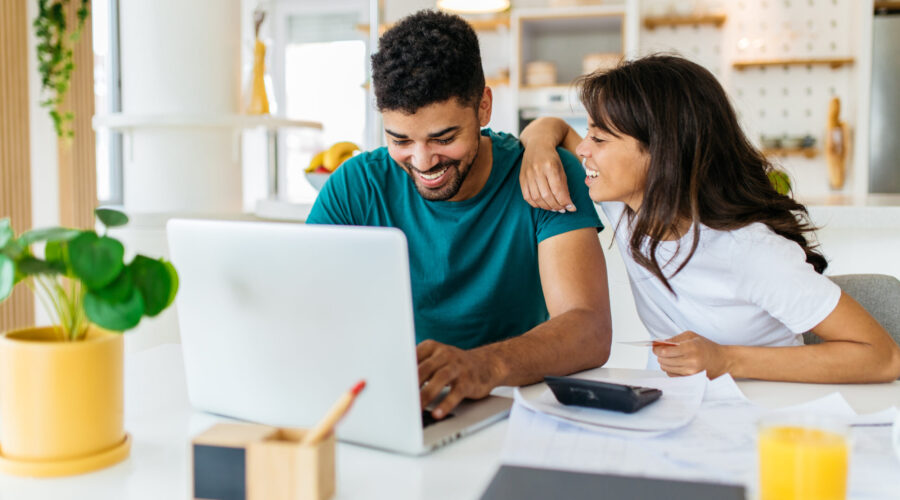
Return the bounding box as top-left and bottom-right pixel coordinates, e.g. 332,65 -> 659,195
417,340 -> 503,419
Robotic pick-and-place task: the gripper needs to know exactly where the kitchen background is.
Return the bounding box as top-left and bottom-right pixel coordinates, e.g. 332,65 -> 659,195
18,0 -> 900,368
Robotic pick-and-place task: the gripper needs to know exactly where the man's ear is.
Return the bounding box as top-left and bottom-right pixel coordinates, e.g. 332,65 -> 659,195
478,86 -> 493,127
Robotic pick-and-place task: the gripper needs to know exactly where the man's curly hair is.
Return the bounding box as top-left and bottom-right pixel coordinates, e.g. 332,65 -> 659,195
371,10 -> 485,114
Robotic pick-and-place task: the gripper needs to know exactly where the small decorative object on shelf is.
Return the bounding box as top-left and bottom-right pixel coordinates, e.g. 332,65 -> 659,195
825,97 -> 850,190
245,10 -> 275,115
524,61 -> 557,87
760,135 -> 818,159
486,68 -> 510,87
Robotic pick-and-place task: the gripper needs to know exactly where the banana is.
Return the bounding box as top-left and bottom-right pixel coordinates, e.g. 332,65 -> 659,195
305,150 -> 326,173
323,141 -> 361,171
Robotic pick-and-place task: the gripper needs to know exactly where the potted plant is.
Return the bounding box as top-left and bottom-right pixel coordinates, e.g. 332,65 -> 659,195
0,208 -> 178,477
34,0 -> 91,138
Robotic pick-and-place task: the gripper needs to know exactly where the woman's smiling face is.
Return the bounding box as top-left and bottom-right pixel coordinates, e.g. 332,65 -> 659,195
575,123 -> 650,211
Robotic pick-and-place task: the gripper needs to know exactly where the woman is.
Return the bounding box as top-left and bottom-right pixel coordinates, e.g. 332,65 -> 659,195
519,55 -> 900,383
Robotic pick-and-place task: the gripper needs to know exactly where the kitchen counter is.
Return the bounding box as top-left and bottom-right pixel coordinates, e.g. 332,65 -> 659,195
251,195 -> 900,228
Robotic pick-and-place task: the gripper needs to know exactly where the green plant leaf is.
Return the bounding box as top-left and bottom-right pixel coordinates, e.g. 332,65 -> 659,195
92,267 -> 133,302
130,255 -> 172,317
768,170 -> 792,196
18,227 -> 81,246
0,219 -> 12,249
163,260 -> 179,308
0,255 -> 13,302
0,239 -> 25,261
95,208 -> 129,228
84,287 -> 144,332
17,257 -> 63,276
68,231 -> 124,289
45,239 -> 63,261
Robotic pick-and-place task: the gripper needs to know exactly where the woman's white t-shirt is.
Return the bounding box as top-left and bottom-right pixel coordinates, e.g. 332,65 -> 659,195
601,202 -> 841,369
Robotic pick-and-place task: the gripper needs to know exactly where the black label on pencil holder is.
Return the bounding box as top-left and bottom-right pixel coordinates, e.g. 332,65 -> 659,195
193,444 -> 247,500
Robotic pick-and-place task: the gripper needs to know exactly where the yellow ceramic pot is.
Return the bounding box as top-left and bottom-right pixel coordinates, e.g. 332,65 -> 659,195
0,325 -> 130,476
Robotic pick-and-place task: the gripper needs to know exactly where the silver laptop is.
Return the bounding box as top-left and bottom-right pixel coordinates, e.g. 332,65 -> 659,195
166,219 -> 511,455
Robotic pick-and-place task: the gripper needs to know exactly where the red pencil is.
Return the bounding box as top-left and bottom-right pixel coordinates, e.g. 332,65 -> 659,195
301,380 -> 366,446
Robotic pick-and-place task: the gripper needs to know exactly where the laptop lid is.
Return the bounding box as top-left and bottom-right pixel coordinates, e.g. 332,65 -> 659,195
167,219 -> 425,454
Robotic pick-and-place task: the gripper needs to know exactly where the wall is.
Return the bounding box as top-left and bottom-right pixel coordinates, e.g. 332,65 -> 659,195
638,0 -> 866,201
26,0 -> 62,327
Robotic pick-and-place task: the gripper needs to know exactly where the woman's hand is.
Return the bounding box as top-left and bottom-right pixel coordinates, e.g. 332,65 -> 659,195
652,331 -> 732,379
519,117 -> 576,212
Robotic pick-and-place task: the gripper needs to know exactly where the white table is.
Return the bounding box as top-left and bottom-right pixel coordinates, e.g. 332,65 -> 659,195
1,344 -> 898,500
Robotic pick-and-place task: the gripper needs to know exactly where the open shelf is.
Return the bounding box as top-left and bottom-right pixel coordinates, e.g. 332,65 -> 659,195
485,76 -> 510,87
762,147 -> 819,159
92,114 -> 323,132
874,1 -> 900,11
733,57 -> 854,70
643,13 -> 726,30
357,16 -> 510,35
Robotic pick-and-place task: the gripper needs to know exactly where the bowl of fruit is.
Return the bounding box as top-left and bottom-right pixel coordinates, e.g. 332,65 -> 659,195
305,141 -> 361,191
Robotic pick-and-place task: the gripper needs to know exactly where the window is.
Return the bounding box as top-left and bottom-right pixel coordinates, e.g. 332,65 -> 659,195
283,39 -> 367,202
271,4 -> 370,203
92,0 -> 122,206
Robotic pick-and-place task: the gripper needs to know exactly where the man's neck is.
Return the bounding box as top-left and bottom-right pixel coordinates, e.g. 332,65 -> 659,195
448,134 -> 493,202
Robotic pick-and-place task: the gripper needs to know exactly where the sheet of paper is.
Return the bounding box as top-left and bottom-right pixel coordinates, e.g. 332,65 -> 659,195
617,340 -> 679,347
513,372 -> 707,434
501,403 -> 753,486
502,382 -> 900,498
703,373 -> 750,403
851,406 -> 898,426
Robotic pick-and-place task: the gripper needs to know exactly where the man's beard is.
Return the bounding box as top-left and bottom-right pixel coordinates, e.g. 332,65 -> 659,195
404,160 -> 462,201
404,140 -> 479,201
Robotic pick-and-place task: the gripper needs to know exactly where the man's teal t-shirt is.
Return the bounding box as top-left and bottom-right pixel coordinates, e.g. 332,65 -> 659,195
306,129 -> 602,349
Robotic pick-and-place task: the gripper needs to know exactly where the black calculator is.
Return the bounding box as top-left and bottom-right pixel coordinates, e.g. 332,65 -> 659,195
544,376 -> 662,413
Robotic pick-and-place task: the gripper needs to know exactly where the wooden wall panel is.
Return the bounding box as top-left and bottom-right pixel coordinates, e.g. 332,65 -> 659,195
0,0 -> 35,332
58,1 -> 97,230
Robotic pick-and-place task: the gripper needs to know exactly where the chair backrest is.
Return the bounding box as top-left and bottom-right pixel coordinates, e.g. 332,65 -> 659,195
803,274 -> 900,346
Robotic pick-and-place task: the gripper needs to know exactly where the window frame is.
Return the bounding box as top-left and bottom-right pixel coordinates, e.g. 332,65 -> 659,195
96,0 -> 123,206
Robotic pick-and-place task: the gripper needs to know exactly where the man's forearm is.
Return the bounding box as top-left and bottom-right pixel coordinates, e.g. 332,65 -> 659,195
473,307 -> 612,388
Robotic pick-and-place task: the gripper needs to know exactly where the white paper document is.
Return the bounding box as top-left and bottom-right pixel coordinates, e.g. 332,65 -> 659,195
513,372 -> 707,436
617,340 -> 679,347
502,374 -> 900,498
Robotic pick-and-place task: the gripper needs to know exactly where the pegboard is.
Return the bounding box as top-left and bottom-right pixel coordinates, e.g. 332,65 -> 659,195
635,0 -> 860,198
639,0 -> 727,79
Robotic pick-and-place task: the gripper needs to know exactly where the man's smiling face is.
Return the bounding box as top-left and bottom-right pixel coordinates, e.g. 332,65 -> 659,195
382,94 -> 490,202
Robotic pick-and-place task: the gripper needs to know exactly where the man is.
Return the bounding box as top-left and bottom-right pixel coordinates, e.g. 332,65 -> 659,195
306,10 -> 611,419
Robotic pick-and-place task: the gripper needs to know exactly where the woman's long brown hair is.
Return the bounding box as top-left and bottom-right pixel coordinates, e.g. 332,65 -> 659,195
578,55 -> 827,293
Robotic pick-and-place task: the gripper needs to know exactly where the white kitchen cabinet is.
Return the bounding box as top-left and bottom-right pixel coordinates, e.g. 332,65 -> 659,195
510,2 -> 638,133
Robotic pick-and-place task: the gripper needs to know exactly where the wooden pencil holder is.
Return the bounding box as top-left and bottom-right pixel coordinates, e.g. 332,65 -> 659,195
192,423 -> 336,500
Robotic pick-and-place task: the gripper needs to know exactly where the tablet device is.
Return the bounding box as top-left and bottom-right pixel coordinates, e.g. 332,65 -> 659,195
480,466 -> 746,500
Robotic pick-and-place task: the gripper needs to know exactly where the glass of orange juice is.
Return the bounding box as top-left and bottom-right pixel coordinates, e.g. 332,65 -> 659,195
757,414 -> 849,500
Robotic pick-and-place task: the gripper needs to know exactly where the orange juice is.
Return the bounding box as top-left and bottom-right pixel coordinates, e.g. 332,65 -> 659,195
758,425 -> 848,500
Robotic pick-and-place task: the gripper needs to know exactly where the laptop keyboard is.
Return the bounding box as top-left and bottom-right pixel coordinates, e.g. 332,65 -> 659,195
422,410 -> 455,428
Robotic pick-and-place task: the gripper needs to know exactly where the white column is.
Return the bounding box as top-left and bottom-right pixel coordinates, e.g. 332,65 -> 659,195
115,0 -> 243,352
119,0 -> 243,214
